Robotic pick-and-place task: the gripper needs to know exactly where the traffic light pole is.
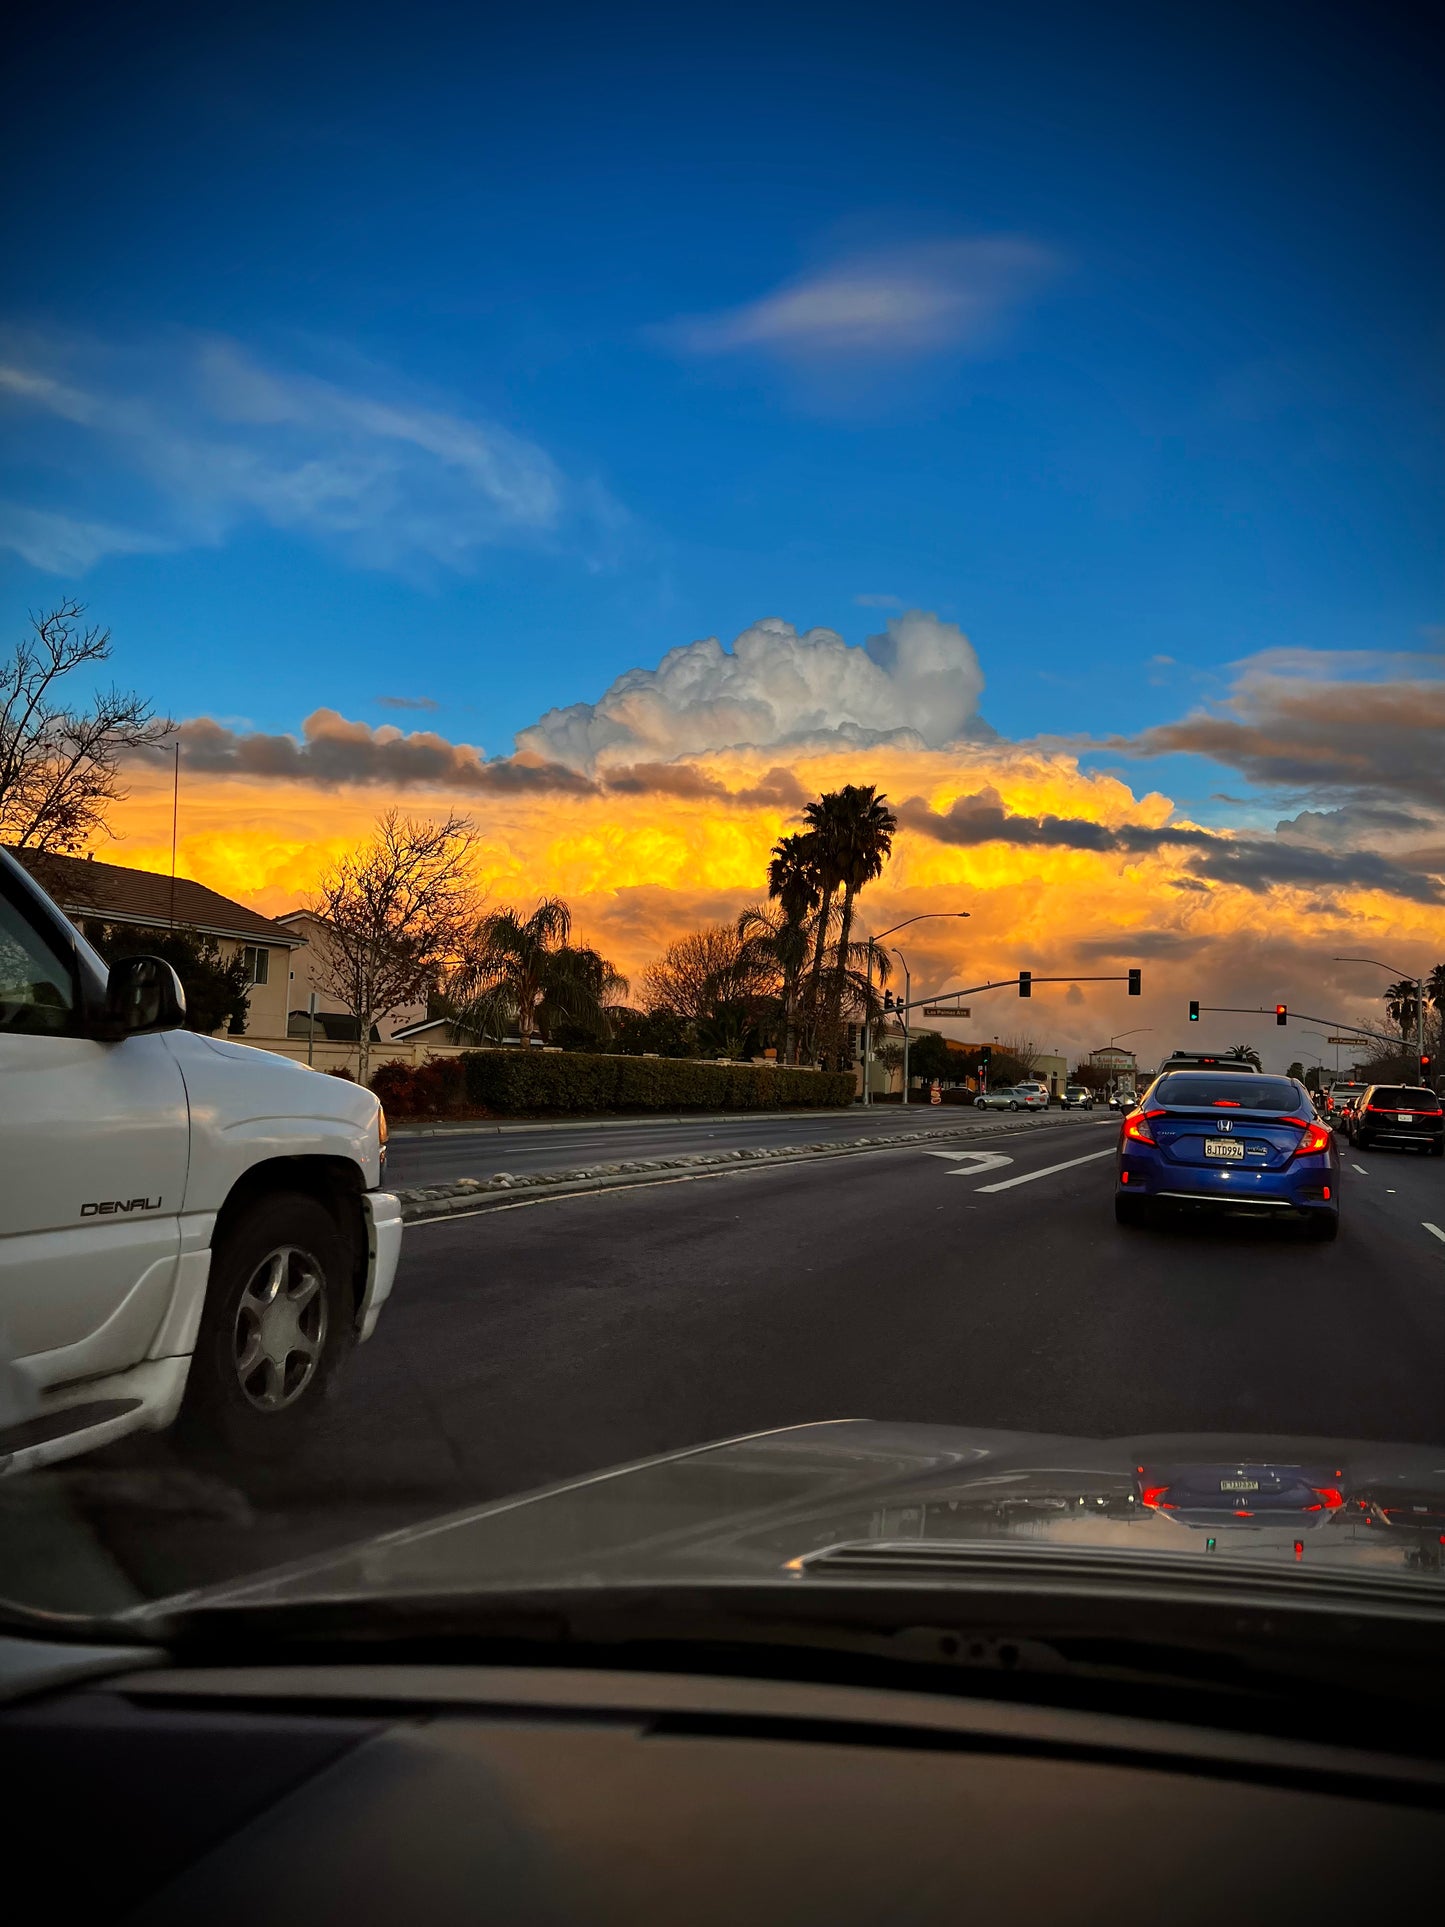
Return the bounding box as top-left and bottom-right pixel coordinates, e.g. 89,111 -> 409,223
898,972 -> 1142,1013
1188,1004 -> 1400,1051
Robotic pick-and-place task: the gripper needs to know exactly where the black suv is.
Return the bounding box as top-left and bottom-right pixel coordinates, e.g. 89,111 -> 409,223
1348,1085 -> 1444,1155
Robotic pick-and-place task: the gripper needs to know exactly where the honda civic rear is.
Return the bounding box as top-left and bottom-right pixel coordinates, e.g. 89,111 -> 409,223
1115,1071 -> 1340,1239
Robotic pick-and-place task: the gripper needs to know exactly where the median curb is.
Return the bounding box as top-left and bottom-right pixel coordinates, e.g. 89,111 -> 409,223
397,1113 -> 1112,1222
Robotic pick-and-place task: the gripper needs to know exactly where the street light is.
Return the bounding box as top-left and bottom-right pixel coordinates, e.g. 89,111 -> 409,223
1102,1026 -> 1153,1096
890,947 -> 912,1106
861,912 -> 970,1105
1334,956 -> 1425,1074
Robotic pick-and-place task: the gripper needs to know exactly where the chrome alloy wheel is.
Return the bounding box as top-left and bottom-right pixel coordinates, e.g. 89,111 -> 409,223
232,1245 -> 328,1412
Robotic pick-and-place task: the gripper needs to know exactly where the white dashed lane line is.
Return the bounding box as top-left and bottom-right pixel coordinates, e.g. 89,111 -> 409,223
974,1148 -> 1116,1194
1352,1164 -> 1368,1174
1425,1224 -> 1445,1247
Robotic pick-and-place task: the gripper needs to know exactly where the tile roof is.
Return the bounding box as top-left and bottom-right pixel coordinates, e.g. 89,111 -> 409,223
14,850 -> 301,947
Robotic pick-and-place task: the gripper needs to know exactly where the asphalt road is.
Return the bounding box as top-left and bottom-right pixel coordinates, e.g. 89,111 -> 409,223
12,1115 -> 1445,1608
385,1101 -> 1088,1187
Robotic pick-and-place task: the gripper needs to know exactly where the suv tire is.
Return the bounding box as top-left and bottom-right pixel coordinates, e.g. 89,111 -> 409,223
180,1191 -> 352,1458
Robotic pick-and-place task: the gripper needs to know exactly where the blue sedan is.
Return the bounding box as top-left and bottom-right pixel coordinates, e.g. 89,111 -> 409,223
1115,1071 -> 1340,1240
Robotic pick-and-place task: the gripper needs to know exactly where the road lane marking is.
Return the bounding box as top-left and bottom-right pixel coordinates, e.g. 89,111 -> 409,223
975,1148 -> 1116,1193
1352,1164 -> 1368,1174
1425,1224 -> 1445,1246
924,1149 -> 1015,1177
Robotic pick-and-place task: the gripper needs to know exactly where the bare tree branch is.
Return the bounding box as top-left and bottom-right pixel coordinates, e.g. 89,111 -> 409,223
0,600 -> 174,856
307,810 -> 478,1084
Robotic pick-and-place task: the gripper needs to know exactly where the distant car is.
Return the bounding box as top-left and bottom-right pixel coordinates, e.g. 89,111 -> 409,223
1061,1085 -> 1096,1109
1114,1069 -> 1339,1240
1328,1083 -> 1369,1134
1108,1089 -> 1137,1111
1347,1085 -> 1444,1156
974,1085 -> 1048,1112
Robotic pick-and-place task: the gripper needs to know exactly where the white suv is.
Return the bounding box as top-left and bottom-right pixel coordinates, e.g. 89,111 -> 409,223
0,849 -> 402,1474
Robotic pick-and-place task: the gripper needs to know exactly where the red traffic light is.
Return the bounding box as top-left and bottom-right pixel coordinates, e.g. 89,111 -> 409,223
1275,1004 -> 1288,1025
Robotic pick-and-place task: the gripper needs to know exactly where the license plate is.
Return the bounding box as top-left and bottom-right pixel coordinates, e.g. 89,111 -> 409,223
1204,1138 -> 1244,1160
1397,1113 -> 1413,1123
1219,1478 -> 1259,1492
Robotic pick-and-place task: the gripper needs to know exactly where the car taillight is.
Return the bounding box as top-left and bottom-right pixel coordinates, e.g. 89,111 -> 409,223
1123,1108 -> 1160,1146
1140,1485 -> 1173,1509
1310,1486 -> 1344,1509
1285,1119 -> 1332,1155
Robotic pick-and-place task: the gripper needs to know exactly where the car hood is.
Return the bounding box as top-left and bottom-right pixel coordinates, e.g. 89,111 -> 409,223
143,1422 -> 1445,1617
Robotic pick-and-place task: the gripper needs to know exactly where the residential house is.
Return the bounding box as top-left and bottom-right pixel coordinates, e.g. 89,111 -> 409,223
16,850 -> 301,1038
275,908 -> 428,1041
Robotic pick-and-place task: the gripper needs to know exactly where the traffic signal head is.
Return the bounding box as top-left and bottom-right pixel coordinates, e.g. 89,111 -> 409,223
883,990 -> 894,1010
1188,1000 -> 1199,1022
1127,968 -> 1142,996
980,1044 -> 992,1064
1276,1004 -> 1288,1026
1018,970 -> 1032,999
1421,1053 -> 1434,1080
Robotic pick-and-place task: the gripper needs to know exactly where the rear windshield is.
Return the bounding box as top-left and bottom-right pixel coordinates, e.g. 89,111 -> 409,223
1154,1074 -> 1301,1111
1370,1087 -> 1441,1110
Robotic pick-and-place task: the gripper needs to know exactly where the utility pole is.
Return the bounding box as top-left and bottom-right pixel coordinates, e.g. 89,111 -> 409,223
859,911 -> 970,1105
891,947 -> 911,1107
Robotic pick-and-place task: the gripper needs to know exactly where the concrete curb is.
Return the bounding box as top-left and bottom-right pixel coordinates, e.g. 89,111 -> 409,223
393,1106 -> 898,1138
398,1113 -> 1111,1223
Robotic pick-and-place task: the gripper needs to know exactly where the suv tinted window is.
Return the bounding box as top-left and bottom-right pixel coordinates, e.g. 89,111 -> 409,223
1370,1087 -> 1440,1109
1155,1074 -> 1301,1111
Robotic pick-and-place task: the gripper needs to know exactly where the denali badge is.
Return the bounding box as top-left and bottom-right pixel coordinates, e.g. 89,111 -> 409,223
81,1197 -> 162,1216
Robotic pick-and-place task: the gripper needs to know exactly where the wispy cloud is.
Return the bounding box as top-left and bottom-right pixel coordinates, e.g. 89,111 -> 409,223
0,502 -> 173,572
660,238 -> 1057,362
0,331 -> 621,574
376,694 -> 439,712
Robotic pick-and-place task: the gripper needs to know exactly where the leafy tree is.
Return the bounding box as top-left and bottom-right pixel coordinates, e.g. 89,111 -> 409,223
1286,1060 -> 1305,1081
1,601 -> 172,857
310,810 -> 477,1084
82,919 -> 250,1035
607,1005 -> 694,1057
642,923 -> 779,1057
452,896 -> 627,1052
905,1031 -> 955,1084
1229,1042 -> 1263,1068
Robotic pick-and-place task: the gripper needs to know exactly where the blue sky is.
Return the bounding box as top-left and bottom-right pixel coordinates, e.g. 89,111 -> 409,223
1,0 -> 1440,805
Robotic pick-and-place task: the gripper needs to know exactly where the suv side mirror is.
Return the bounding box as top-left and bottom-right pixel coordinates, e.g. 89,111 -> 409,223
97,955 -> 187,1039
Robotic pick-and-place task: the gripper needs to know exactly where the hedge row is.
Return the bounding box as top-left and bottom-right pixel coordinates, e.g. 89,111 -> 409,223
371,1050 -> 856,1117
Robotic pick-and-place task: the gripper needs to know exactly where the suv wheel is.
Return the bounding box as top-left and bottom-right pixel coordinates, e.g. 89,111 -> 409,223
180,1191 -> 352,1457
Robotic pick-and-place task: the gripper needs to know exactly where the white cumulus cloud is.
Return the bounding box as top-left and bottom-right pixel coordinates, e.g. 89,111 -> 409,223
516,610 -> 992,773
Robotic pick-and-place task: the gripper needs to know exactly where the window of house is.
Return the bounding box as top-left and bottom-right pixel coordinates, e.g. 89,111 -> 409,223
241,944 -> 270,986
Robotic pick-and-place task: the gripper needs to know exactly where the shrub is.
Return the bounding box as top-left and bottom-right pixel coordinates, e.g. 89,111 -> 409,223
455,1048 -> 854,1116
371,1055 -> 468,1115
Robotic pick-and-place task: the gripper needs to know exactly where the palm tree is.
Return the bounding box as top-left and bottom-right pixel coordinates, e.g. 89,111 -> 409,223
1229,1043 -> 1263,1068
1384,978 -> 1421,1072
451,897 -> 627,1045
824,785 -> 897,1065
797,803 -> 843,1063
750,831 -> 821,1064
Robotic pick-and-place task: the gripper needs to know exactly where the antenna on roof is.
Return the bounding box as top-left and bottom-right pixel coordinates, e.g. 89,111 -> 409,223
169,739 -> 179,930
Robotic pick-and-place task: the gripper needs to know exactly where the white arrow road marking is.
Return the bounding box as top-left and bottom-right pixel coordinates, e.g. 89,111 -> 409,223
975,1147 -> 1117,1193
1425,1223 -> 1445,1246
924,1150 -> 1016,1178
